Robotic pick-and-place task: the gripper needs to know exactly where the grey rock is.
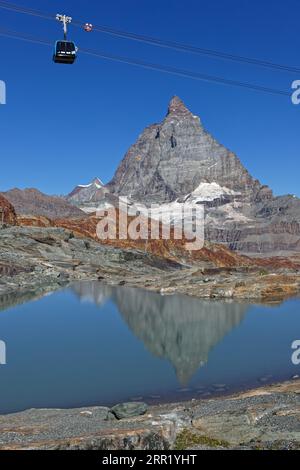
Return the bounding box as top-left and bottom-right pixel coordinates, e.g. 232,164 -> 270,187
109,96 -> 259,203
57,272 -> 70,281
110,402 -> 148,420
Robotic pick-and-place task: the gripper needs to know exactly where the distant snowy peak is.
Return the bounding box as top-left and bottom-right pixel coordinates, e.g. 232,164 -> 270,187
77,177 -> 104,189
67,177 -> 108,205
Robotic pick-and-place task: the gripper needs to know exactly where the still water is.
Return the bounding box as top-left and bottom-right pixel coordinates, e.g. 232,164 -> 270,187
0,281 -> 299,414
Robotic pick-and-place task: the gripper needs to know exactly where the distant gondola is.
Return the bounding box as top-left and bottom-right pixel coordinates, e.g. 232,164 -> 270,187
53,40 -> 77,64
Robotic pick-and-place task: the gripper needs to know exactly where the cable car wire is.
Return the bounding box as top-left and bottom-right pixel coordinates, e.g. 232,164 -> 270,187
80,47 -> 290,96
0,0 -> 53,21
0,27 -> 291,97
76,24 -> 300,75
0,0 -> 299,75
0,27 -> 51,46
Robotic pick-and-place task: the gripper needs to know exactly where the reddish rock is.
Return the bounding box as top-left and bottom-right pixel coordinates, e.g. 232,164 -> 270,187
17,214 -> 53,228
53,212 -> 254,269
53,213 -> 300,272
0,194 -> 17,225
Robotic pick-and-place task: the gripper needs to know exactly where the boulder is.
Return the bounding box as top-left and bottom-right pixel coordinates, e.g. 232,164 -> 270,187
110,402 -> 148,420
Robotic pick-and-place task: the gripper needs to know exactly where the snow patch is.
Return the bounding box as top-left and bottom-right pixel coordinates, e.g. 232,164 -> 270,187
78,178 -> 104,189
219,203 -> 252,223
188,182 -> 240,202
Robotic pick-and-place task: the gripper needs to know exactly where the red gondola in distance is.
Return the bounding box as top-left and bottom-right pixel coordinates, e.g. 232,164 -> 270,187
84,23 -> 93,32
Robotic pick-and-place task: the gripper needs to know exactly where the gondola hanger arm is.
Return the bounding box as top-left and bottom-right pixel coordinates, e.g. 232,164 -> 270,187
56,13 -> 72,40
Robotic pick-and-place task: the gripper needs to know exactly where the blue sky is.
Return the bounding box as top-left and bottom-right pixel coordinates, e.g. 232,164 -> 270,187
0,0 -> 299,196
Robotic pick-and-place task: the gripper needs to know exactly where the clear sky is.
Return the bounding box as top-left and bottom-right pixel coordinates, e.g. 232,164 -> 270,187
0,0 -> 299,196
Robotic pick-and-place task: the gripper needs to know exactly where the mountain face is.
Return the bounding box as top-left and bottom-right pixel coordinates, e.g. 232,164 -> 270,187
66,177 -> 109,212
108,97 -> 300,254
108,96 -> 269,204
2,188 -> 86,220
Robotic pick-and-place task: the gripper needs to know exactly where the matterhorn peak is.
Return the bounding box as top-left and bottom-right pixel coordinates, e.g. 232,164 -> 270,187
167,96 -> 192,116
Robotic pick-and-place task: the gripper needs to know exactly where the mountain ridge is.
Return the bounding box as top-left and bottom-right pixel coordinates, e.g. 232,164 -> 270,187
1,188 -> 86,220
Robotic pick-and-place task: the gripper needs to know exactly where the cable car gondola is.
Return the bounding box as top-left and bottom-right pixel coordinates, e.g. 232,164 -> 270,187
53,40 -> 77,64
53,14 -> 77,64
84,23 -> 93,32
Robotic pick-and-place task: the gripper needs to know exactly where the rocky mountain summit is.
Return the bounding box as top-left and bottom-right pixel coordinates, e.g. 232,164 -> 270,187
108,96 -> 300,254
109,96 -> 266,203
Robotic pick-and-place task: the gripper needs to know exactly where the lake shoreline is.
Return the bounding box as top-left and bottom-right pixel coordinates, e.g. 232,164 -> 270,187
1,226 -> 300,306
0,378 -> 299,450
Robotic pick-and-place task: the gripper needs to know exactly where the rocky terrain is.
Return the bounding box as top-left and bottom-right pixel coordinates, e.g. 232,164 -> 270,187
0,182 -> 300,303
1,223 -> 300,304
0,379 -> 299,450
1,188 -> 86,219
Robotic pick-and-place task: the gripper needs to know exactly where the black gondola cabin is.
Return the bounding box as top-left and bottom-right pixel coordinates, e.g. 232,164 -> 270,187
53,41 -> 77,64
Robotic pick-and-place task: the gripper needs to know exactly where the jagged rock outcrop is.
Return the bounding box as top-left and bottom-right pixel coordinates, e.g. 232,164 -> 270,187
1,188 -> 86,220
0,194 -> 17,225
108,97 -> 300,254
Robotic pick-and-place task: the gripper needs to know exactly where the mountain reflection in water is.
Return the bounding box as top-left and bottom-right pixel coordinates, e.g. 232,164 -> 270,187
71,282 -> 248,384
1,281 -> 300,415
